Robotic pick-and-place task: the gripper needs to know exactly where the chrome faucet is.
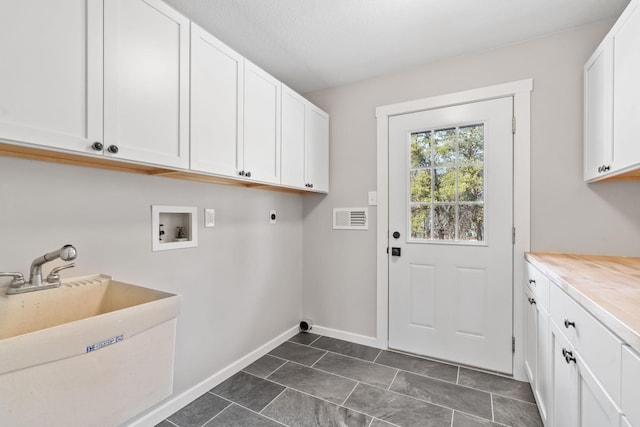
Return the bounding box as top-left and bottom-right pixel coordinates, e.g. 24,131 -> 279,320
1,244 -> 77,295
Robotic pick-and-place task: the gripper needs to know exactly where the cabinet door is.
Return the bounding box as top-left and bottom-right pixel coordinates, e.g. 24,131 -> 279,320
0,0 -> 103,153
584,37 -> 614,181
578,352 -> 621,427
613,1 -> 640,171
524,287 -> 538,386
305,104 -> 330,192
537,309 -> 551,426
243,60 -> 281,184
104,0 -> 189,168
190,23 -> 243,176
281,86 -> 306,188
551,324 -> 578,427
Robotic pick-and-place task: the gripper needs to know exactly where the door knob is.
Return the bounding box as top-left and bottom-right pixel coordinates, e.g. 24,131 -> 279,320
391,247 -> 401,256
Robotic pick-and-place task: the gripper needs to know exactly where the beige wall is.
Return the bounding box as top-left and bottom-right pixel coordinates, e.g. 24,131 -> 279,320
0,156 -> 303,422
303,19 -> 640,338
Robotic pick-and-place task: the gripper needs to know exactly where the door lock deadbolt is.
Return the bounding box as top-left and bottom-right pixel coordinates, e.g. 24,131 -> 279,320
392,231 -> 400,239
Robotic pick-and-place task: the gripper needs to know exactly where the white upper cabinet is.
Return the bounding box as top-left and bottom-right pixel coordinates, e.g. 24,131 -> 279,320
305,104 -> 330,192
190,23 -> 243,176
612,0 -> 640,172
103,0 -> 189,168
584,37 -> 614,181
585,0 -> 640,181
281,86 -> 307,189
0,0 -> 103,153
242,60 -> 281,184
281,85 -> 330,192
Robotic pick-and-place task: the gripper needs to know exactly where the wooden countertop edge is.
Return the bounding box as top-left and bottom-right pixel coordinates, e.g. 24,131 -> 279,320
525,253 -> 640,355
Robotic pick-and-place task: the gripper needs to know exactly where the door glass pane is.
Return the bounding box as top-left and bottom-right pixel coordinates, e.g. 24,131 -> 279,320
458,166 -> 484,202
458,204 -> 484,241
411,205 -> 431,239
433,205 -> 455,240
410,170 -> 432,202
433,128 -> 456,165
458,124 -> 484,163
409,123 -> 485,243
410,131 -> 431,168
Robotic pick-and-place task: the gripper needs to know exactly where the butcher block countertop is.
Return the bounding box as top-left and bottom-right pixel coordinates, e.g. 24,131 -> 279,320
526,252 -> 640,354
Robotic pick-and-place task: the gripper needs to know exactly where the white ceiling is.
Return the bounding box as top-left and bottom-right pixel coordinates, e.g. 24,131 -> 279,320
164,0 -> 629,94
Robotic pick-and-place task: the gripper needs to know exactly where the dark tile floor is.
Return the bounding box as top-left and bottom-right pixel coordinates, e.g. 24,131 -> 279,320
158,333 -> 542,427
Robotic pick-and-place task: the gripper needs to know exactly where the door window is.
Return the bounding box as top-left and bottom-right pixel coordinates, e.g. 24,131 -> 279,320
409,123 -> 485,242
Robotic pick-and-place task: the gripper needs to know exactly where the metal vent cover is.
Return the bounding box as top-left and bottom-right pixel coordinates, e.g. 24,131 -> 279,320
333,208 -> 368,230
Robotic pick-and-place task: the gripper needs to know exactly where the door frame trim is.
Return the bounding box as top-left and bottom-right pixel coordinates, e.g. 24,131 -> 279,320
375,79 -> 533,380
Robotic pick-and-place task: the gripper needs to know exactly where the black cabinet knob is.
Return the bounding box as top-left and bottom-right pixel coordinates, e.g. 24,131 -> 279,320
107,145 -> 119,154
528,279 -> 536,285
562,348 -> 576,364
246,171 -> 251,178
564,319 -> 576,329
239,171 -> 245,176
310,183 -> 313,188
603,165 -> 610,172
528,297 -> 536,305
91,141 -> 103,151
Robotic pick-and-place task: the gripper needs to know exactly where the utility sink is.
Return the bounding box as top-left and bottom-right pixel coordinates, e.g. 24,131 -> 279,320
0,274 -> 182,427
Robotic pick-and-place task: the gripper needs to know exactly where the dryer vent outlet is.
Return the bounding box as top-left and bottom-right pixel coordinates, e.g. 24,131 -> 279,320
299,319 -> 313,333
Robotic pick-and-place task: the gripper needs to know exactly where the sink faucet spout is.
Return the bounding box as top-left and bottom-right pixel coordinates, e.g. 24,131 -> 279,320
28,245 -> 77,287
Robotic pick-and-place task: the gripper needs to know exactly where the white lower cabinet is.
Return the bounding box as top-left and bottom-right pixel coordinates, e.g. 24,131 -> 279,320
525,260 -> 630,427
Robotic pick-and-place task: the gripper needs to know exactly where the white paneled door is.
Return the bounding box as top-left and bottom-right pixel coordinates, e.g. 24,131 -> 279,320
388,97 -> 514,373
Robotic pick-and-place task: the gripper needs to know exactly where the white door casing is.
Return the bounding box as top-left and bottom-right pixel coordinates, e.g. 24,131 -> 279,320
376,79 -> 532,381
388,97 -> 514,373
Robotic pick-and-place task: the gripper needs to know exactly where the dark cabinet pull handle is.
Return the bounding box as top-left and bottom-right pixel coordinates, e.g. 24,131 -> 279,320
246,171 -> 251,178
528,279 -> 536,285
528,297 -> 536,305
239,171 -> 245,176
562,348 -> 576,364
564,319 -> 576,329
107,145 -> 119,154
91,141 -> 103,151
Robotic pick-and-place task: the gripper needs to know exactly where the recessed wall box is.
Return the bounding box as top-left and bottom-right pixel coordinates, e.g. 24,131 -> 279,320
151,206 -> 197,251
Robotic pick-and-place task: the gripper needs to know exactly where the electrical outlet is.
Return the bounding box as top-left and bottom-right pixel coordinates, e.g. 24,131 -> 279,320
270,210 -> 277,224
205,208 -> 215,227
368,191 -> 377,206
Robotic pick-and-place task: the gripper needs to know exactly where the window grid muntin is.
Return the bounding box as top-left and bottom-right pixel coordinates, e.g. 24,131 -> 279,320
409,123 -> 485,242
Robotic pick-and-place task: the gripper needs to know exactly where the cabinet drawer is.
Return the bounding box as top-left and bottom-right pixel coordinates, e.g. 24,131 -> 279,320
621,346 -> 640,427
525,262 -> 550,311
550,284 -> 622,404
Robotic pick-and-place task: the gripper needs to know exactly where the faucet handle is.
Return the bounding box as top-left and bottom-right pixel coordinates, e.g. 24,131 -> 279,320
0,272 -> 26,287
46,263 -> 75,284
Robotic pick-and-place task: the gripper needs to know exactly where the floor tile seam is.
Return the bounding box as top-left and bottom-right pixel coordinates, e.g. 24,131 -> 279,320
225,368 -> 289,393
394,368 -> 490,395
162,419 -> 180,427
259,378 -> 372,422
209,399 -> 289,427
345,382 -> 464,418
259,385 -> 291,418
387,368 -> 401,390
341,380 -> 361,406
287,358 -> 391,389
456,366 -> 460,384
385,348 -> 461,370
374,360 -> 458,384
200,400 -> 234,427
307,334 -> 323,346
483,390 -> 538,406
242,359 -> 288,379
322,347 -> 387,364
490,393 -> 495,422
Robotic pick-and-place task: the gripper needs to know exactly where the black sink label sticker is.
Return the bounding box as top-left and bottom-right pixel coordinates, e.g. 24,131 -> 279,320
86,335 -> 124,353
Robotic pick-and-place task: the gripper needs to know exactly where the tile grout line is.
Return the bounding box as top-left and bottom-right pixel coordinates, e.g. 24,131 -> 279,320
199,399 -> 233,427
372,348 -> 383,363
163,419 -> 180,427
210,396 -> 289,427
310,351 -> 329,368
341,381 -> 361,406
307,334 -> 323,346
491,393 -> 495,422
387,369 -> 400,390
456,366 -> 460,384
450,410 -> 455,427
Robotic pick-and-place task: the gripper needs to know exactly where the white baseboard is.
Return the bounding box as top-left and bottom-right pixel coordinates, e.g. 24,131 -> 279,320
311,325 -> 381,349
128,325 -> 299,427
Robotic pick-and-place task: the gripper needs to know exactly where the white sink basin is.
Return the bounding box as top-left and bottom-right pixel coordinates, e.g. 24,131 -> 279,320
0,274 -> 182,427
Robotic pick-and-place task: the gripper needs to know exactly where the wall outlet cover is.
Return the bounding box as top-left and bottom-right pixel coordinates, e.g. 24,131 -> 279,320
205,208 -> 215,227
270,210 -> 277,224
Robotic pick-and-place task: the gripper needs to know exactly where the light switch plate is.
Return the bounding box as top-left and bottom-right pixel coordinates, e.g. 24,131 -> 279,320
368,191 -> 377,206
205,208 -> 215,227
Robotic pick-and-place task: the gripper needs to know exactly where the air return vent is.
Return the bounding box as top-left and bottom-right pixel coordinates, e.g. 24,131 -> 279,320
333,208 -> 368,230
